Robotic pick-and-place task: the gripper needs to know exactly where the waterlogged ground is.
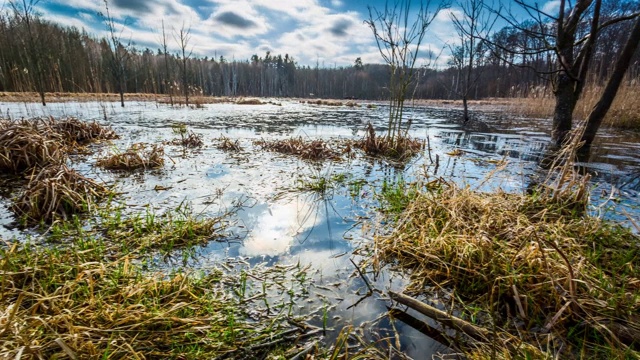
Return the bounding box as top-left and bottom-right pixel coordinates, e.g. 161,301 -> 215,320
1,99 -> 639,357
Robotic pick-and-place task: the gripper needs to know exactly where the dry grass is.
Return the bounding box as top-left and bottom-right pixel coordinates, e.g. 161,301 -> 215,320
215,136 -> 243,152
0,119 -> 68,173
236,98 -> 265,105
97,143 -> 165,171
254,137 -> 342,161
507,83 -> 640,130
11,164 -> 109,225
47,117 -> 118,144
170,123 -> 204,148
0,241 -> 328,359
374,167 -> 640,357
353,123 -> 424,161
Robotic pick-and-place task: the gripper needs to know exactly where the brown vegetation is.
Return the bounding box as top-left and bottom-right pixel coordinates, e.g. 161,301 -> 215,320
254,137 -> 342,161
97,143 -> 165,171
353,123 -> 424,161
507,83 -> 640,130
47,116 -> 119,144
374,170 -> 640,357
0,119 -> 67,173
236,97 -> 266,105
11,164 -> 109,224
215,136 -> 243,152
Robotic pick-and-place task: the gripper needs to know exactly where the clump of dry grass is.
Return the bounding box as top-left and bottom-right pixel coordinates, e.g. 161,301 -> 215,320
254,137 -> 342,161
97,143 -> 165,171
353,123 -> 424,161
170,123 -> 204,148
11,164 -> 108,224
0,119 -> 68,173
236,97 -> 265,105
215,136 -> 243,152
374,171 -> 640,357
48,116 -> 119,144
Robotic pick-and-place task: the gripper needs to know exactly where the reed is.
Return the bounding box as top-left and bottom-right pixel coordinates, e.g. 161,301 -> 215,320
353,123 -> 424,161
96,143 -> 165,171
0,119 -> 67,173
11,164 -> 109,225
254,137 -> 342,161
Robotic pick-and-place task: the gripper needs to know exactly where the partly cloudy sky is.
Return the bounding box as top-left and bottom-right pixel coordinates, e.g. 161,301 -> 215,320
31,0 -> 546,67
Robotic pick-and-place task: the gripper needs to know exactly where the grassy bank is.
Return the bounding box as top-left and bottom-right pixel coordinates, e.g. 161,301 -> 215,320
373,174 -> 640,358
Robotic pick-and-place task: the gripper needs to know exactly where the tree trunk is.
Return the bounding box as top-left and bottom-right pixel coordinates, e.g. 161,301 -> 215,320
462,96 -> 469,123
581,16 -> 640,148
551,73 -> 577,147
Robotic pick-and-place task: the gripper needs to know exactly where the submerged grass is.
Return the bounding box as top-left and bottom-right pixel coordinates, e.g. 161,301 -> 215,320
254,137 -> 343,161
353,123 -> 424,162
374,173 -> 640,358
11,164 -> 109,225
96,202 -> 229,256
97,143 -> 165,171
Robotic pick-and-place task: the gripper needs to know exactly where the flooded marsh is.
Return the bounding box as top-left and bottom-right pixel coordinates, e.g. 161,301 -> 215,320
1,100 -> 639,358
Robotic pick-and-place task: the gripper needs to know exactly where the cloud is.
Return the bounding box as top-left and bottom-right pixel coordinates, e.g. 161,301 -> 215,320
328,17 -> 353,37
214,11 -> 257,29
542,0 -> 561,15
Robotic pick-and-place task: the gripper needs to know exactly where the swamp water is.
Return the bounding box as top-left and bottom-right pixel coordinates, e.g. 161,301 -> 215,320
0,100 -> 639,358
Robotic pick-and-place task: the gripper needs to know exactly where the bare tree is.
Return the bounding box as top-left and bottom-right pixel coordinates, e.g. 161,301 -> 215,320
101,0 -> 131,107
366,0 -> 448,145
11,0 -> 47,105
487,0 -> 639,147
581,15 -> 640,148
449,0 -> 496,122
174,22 -> 192,106
159,19 -> 173,106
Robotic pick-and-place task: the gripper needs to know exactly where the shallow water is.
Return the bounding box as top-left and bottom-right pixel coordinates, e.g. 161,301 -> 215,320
1,100 -> 638,357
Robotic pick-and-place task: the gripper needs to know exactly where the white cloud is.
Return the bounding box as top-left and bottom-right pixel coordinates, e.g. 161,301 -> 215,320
542,0 -> 561,15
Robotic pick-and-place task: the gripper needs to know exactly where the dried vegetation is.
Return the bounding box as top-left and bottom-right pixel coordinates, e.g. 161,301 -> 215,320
11,165 -> 109,225
215,136 -> 243,152
97,143 -> 165,171
373,149 -> 640,357
353,123 -> 424,161
254,137 -> 344,161
0,117 -> 117,174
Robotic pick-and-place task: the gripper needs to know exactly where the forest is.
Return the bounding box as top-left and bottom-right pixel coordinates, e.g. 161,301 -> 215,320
1,0 -> 638,101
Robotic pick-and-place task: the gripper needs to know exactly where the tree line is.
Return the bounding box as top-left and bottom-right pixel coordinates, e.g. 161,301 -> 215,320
0,0 -> 638,110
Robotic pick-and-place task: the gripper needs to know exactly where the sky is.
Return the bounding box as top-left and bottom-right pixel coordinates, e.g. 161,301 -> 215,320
27,0 -> 557,68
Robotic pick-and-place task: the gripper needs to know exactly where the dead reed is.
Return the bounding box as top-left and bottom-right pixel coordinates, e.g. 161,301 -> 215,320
509,83 -> 640,130
353,123 -> 424,161
215,136 -> 243,152
254,137 -> 342,161
96,143 -> 165,171
170,123 -> 204,148
374,172 -> 639,357
11,164 -> 109,224
236,98 -> 265,105
0,119 -> 68,173
47,116 -> 118,144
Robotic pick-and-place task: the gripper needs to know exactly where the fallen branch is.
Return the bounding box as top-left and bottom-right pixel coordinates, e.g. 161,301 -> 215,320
389,291 -> 491,342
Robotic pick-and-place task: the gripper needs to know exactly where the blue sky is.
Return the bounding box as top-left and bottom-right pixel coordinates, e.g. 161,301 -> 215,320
29,0 -> 558,67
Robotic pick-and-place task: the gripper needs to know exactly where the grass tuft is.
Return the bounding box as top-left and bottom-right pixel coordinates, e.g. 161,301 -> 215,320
254,137 -> 342,161
11,164 -> 109,225
97,143 -> 165,171
353,123 -> 424,161
215,136 -> 243,152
